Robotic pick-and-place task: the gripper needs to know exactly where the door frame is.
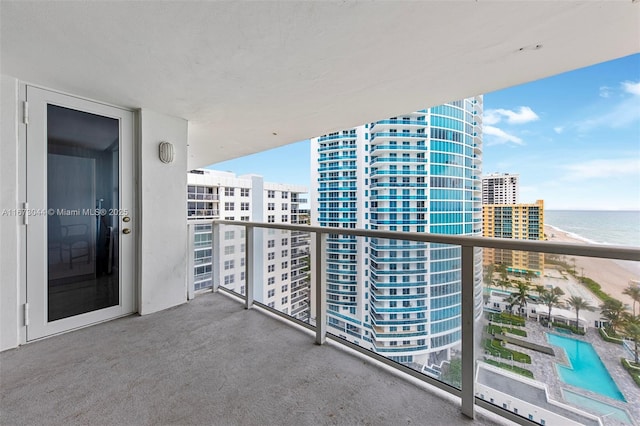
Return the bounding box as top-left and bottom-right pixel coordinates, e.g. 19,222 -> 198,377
22,84 -> 138,341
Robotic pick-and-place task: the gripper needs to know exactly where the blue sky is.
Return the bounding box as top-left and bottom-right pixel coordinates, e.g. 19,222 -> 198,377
211,53 -> 640,210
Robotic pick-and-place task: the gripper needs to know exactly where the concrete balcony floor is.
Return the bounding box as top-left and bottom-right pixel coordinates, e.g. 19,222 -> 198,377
1,292 -> 505,425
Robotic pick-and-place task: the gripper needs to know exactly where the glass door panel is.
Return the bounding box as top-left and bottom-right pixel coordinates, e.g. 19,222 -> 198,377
47,105 -> 120,321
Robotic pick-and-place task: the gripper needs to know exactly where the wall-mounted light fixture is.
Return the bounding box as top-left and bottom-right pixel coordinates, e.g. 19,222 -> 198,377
159,141 -> 174,164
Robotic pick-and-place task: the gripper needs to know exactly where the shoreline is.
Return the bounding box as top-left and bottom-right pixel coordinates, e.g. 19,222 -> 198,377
543,225 -> 639,310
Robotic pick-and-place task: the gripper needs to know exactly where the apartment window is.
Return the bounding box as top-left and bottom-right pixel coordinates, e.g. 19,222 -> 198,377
281,273 -> 288,280
268,289 -> 275,298
240,188 -> 250,197
268,277 -> 275,285
268,203 -> 275,211
224,230 -> 235,240
281,215 -> 288,222
224,187 -> 235,196
282,192 -> 288,199
224,260 -> 234,270
240,258 -> 245,267
225,216 -> 234,220
267,190 -> 275,198
268,265 -> 275,272
281,250 -> 288,257
281,285 -> 288,292
268,215 -> 275,223
224,274 -> 234,284
268,240 -> 275,248
281,296 -> 288,304
241,216 -> 249,221
224,202 -> 234,211
224,245 -> 234,255
241,202 -> 250,211
282,203 -> 288,210
268,252 -> 275,260
240,244 -> 245,253
281,238 -> 288,246
240,271 -> 245,281
281,261 -> 288,269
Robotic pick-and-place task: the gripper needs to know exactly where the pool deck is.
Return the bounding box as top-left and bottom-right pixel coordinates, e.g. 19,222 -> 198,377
507,322 -> 640,425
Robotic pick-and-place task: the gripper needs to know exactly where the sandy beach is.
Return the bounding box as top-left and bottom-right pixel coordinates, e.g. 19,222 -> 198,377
544,224 -> 639,310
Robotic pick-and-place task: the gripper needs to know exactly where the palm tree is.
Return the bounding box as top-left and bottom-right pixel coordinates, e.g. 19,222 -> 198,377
623,285 -> 640,316
507,281 -> 530,318
539,290 -> 561,327
566,296 -> 594,331
622,313 -> 640,364
496,263 -> 508,284
483,264 -> 495,286
600,298 -> 626,334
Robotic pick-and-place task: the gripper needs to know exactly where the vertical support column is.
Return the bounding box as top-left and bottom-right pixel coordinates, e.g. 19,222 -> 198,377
212,221 -> 221,292
187,222 -> 195,300
245,225 -> 254,309
461,244 -> 476,419
315,231 -> 327,345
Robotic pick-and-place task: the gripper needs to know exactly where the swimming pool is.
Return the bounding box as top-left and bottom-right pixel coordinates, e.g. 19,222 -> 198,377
562,389 -> 633,424
547,333 -> 626,402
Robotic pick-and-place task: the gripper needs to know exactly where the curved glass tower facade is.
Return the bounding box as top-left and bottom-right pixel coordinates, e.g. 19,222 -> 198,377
311,96 -> 483,371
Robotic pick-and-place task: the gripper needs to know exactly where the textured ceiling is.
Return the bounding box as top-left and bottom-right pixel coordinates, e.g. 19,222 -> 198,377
1,1 -> 638,168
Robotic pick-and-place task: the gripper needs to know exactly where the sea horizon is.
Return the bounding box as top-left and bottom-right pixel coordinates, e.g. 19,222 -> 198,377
544,210 -> 640,248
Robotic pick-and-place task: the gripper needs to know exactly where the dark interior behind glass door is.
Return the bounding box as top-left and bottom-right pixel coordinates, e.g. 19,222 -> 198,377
47,104 -> 120,321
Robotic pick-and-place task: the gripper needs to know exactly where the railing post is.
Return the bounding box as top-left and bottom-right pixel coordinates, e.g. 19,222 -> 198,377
461,244 -> 476,419
212,221 -> 221,292
187,222 -> 195,300
315,231 -> 327,345
245,225 -> 254,309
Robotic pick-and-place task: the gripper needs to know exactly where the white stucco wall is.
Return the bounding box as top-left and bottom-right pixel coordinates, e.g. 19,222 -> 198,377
138,109 -> 188,315
0,82 -> 189,350
0,75 -> 21,351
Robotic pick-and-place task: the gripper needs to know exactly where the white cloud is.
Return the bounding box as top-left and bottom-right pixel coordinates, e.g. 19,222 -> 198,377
622,80 -> 640,96
562,158 -> 640,181
553,126 -> 564,134
599,86 -> 612,98
483,106 -> 540,125
483,125 -> 524,146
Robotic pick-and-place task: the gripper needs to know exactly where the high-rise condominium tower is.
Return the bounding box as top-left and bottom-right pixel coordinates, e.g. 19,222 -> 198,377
310,98 -> 483,371
482,173 -> 519,204
187,169 -> 310,321
482,199 -> 545,276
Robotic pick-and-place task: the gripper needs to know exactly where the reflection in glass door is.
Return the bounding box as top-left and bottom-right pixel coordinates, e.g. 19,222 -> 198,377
26,86 -> 134,341
46,105 -> 121,321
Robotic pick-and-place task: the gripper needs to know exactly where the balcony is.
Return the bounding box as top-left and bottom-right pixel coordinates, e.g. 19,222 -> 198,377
3,219 -> 639,426
0,291 -> 500,426
198,220 -> 638,426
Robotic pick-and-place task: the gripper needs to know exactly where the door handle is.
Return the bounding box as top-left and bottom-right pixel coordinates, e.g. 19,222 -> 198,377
122,228 -> 131,234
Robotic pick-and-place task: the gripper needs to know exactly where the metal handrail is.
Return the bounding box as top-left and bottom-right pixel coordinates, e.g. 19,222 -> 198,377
213,219 -> 639,261
201,219 -> 639,424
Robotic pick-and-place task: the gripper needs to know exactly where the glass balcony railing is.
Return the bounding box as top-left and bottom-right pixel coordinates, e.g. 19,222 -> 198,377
188,219 -> 640,425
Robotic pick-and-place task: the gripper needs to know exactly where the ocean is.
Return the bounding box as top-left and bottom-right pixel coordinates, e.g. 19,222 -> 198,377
545,210 -> 640,247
